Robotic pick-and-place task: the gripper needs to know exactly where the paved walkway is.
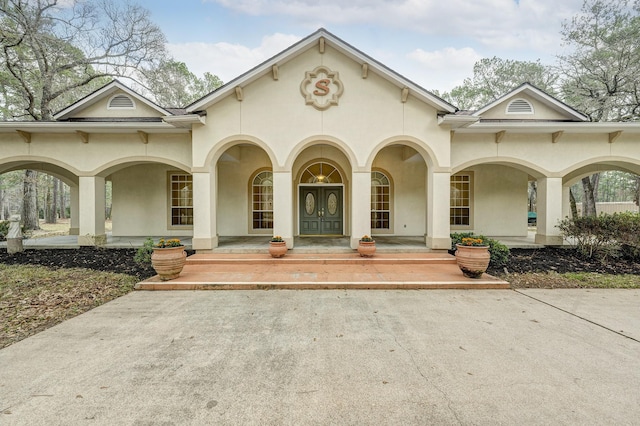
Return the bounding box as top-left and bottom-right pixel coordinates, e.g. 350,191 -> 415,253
1,289 -> 639,425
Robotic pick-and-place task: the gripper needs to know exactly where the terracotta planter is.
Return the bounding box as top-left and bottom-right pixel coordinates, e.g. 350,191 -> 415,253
455,244 -> 490,278
151,246 -> 186,281
357,241 -> 376,257
269,241 -> 288,258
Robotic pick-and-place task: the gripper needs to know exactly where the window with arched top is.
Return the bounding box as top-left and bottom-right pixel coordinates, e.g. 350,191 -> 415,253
506,98 -> 534,114
299,162 -> 343,184
252,170 -> 273,229
371,171 -> 391,229
108,94 -> 135,109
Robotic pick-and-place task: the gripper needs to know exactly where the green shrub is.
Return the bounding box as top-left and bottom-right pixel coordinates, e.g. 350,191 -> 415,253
450,232 -> 510,268
557,212 -> 640,260
134,237 -> 154,266
0,221 -> 8,241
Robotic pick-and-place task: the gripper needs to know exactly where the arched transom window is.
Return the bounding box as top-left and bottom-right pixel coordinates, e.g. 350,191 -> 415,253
252,170 -> 273,229
300,162 -> 343,184
371,171 -> 390,229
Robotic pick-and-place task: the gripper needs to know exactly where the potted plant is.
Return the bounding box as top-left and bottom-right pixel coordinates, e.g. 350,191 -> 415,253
269,235 -> 287,258
455,237 -> 490,278
151,238 -> 186,281
357,235 -> 376,257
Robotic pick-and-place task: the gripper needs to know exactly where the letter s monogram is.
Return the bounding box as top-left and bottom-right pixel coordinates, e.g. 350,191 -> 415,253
313,79 -> 331,96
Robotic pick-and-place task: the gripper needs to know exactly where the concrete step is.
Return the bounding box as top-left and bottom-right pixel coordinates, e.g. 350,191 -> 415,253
135,252 -> 510,290
184,252 -> 457,265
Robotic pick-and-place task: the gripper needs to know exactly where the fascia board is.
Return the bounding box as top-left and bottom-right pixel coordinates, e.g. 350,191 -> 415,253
0,121 -> 188,134
455,121 -> 640,134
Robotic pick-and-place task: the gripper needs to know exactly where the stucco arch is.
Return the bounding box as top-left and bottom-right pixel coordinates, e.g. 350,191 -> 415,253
452,157 -> 550,179
561,157 -> 640,186
0,156 -> 81,186
366,136 -> 441,170
203,135 -> 277,170
93,157 -> 192,177
285,135 -> 358,171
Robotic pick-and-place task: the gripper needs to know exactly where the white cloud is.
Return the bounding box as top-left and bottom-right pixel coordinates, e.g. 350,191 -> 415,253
207,0 -> 583,55
406,47 -> 483,91
167,33 -> 301,83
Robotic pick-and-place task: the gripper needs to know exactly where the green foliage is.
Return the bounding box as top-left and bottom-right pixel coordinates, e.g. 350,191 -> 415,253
450,232 -> 510,268
0,220 -> 8,241
436,57 -> 558,110
557,212 -> 640,260
141,59 -> 223,107
134,238 -> 154,266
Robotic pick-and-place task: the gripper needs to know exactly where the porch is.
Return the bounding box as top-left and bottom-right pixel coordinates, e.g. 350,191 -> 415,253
0,232 -> 542,251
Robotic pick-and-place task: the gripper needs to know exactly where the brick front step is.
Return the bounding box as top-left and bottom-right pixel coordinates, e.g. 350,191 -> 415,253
136,252 -> 510,290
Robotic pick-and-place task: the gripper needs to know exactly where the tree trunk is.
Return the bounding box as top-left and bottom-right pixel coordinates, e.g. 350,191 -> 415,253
58,179 -> 66,219
569,188 -> 578,219
45,177 -> 58,223
22,170 -> 40,230
581,173 -> 599,217
635,176 -> 640,207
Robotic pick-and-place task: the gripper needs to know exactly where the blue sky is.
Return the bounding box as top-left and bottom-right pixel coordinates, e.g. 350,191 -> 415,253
133,0 -> 585,92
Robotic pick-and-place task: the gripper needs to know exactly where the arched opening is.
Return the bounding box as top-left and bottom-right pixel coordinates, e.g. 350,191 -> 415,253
370,145 -> 426,236
293,144 -> 350,236
216,143 -> 273,236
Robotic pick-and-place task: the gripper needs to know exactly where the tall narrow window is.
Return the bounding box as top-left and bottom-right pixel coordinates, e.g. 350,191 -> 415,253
170,173 -> 193,226
371,171 -> 390,229
450,174 -> 471,226
252,171 -> 273,229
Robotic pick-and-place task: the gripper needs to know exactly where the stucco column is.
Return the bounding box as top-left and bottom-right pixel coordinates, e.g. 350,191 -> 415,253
192,171 -> 218,250
273,170 -> 294,248
69,185 -> 80,235
562,186 -> 571,219
535,177 -> 564,245
78,176 -> 106,246
351,170 -> 371,249
426,170 -> 451,250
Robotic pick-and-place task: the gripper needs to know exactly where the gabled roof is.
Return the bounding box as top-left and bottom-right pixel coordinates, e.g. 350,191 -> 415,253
186,28 -> 456,114
472,82 -> 588,121
53,80 -> 173,120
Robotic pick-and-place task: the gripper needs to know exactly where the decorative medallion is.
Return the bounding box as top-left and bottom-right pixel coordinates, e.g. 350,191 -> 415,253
327,192 -> 338,215
300,66 -> 344,110
305,192 -> 315,215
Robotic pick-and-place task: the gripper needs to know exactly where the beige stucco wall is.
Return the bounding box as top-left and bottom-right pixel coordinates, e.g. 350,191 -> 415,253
372,146 -> 427,236
0,132 -> 192,175
71,89 -> 164,119
111,164 -> 192,237
217,145 -> 272,236
480,93 -> 571,121
193,45 -> 450,171
453,165 -> 529,237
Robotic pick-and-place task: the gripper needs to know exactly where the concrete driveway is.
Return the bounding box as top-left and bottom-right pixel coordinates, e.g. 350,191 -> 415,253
1,289 -> 639,425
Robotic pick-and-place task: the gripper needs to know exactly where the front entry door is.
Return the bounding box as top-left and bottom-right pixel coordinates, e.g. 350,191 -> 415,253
300,187 -> 343,235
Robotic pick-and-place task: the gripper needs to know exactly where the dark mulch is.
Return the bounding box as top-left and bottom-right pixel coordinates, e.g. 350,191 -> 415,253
0,246 -> 638,279
487,247 -> 640,276
0,248 -> 159,280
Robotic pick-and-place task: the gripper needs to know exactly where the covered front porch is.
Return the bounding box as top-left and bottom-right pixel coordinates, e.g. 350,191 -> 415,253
0,233 -> 543,251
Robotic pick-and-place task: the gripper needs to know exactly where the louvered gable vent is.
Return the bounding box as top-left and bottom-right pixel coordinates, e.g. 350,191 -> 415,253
108,94 -> 134,109
506,98 -> 533,114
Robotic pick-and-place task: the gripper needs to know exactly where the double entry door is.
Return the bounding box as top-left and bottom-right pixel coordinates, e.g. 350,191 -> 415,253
299,186 -> 343,235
